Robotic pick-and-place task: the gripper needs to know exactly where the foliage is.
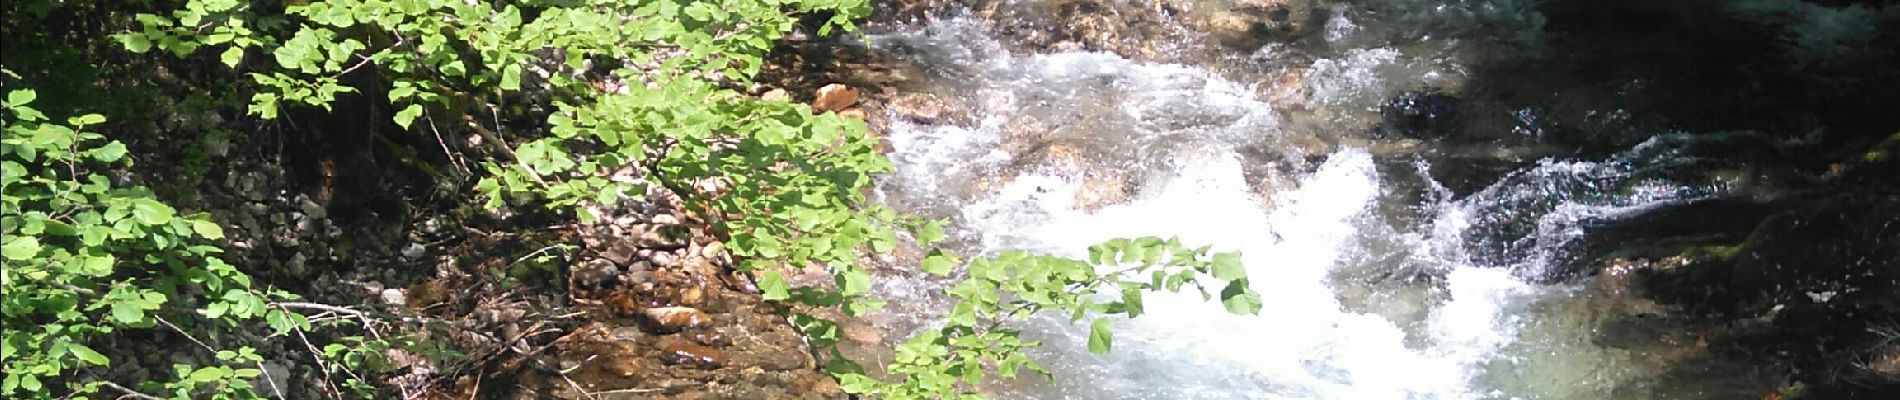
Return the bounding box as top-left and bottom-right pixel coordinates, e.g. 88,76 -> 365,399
828,238 -> 1261,398
9,0 -> 1262,398
0,84 -> 306,398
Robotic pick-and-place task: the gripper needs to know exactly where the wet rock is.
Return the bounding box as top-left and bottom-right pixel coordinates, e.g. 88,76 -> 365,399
1073,176 -> 1135,212
1729,193 -> 1900,310
1375,90 -> 1461,139
640,306 -> 711,332
690,329 -> 731,347
1203,0 -> 1317,50
812,84 -> 859,113
658,336 -> 724,369
885,93 -> 969,125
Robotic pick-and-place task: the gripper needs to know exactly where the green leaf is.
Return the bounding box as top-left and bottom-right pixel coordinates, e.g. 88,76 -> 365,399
916,220 -> 945,245
393,104 -> 423,129
840,269 -> 872,296
119,33 -> 152,53
221,46 -> 245,67
1087,318 -> 1112,354
500,64 -> 523,91
71,114 -> 106,125
2,237 -> 40,259
69,345 -> 109,366
110,302 -> 147,325
188,218 -> 224,240
6,89 -> 35,105
1120,286 -> 1144,318
919,251 -> 954,276
758,270 -> 790,301
1210,252 -> 1246,281
90,141 -> 128,163
1220,281 -> 1262,315
188,367 -> 227,383
129,198 -> 175,225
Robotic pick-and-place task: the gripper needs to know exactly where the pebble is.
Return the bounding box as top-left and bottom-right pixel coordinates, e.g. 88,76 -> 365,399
379,289 -> 406,306
640,306 -> 709,332
401,243 -> 426,259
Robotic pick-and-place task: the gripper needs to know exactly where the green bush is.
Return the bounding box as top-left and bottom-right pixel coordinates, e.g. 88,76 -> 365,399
4,0 -> 1265,398
1,83 -> 303,398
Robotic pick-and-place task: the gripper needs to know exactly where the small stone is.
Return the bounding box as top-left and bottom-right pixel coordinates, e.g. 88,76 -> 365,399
379,289 -> 406,306
650,213 -> 681,225
812,84 -> 859,113
640,306 -> 709,332
603,240 -> 638,266
624,261 -> 654,286
284,253 -> 307,277
760,88 -> 789,102
649,251 -> 676,268
838,107 -> 867,120
402,243 -> 426,259
691,330 -> 730,347
609,327 -> 645,341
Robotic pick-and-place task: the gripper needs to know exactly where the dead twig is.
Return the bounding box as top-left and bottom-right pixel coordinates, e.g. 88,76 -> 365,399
98,381 -> 164,400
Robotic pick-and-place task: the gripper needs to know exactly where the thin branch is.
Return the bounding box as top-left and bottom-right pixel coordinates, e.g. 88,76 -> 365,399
154,316 -> 287,399
274,301 -> 367,317
98,381 -> 164,400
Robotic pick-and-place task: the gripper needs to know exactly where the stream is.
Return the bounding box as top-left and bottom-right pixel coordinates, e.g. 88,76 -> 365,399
851,1 -> 1782,399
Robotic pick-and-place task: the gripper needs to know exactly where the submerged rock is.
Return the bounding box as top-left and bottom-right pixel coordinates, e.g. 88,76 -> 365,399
658,336 -> 725,369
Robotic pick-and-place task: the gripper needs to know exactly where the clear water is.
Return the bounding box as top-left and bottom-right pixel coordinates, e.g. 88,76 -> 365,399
860,3 -> 1770,399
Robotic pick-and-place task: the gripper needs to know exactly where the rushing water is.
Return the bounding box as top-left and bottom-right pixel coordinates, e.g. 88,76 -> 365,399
859,2 -> 1770,399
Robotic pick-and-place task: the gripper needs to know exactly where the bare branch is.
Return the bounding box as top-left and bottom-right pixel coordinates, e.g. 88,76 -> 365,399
98,381 -> 163,400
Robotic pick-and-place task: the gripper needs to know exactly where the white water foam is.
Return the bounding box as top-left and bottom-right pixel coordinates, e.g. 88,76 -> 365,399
957,148 -> 1530,400
866,7 -> 1751,399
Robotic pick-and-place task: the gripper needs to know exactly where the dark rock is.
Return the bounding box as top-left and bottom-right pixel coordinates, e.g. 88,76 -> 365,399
658,336 -> 724,369
1729,193 -> 1900,311
1375,90 -> 1461,140
603,240 -> 638,266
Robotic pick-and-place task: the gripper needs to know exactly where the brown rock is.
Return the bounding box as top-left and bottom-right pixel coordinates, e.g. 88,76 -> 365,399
812,84 -> 859,113
641,306 -> 710,332
603,240 -> 638,266
658,336 -> 724,369
1074,176 -> 1134,212
838,107 -> 867,120
840,322 -> 883,345
760,88 -> 789,102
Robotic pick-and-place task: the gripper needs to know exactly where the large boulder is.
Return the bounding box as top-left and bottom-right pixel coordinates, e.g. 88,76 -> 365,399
1727,193 -> 1900,313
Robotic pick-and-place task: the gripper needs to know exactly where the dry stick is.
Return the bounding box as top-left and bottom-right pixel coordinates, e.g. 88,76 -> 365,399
424,111 -> 472,176
98,381 -> 164,400
288,323 -> 349,399
589,387 -> 667,396
274,301 -> 366,317
154,316 -> 287,399
461,114 -> 549,187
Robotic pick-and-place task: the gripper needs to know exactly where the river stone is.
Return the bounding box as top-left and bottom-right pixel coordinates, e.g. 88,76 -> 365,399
812,84 -> 860,113
657,336 -> 724,369
603,240 -> 638,266
641,307 -> 710,332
